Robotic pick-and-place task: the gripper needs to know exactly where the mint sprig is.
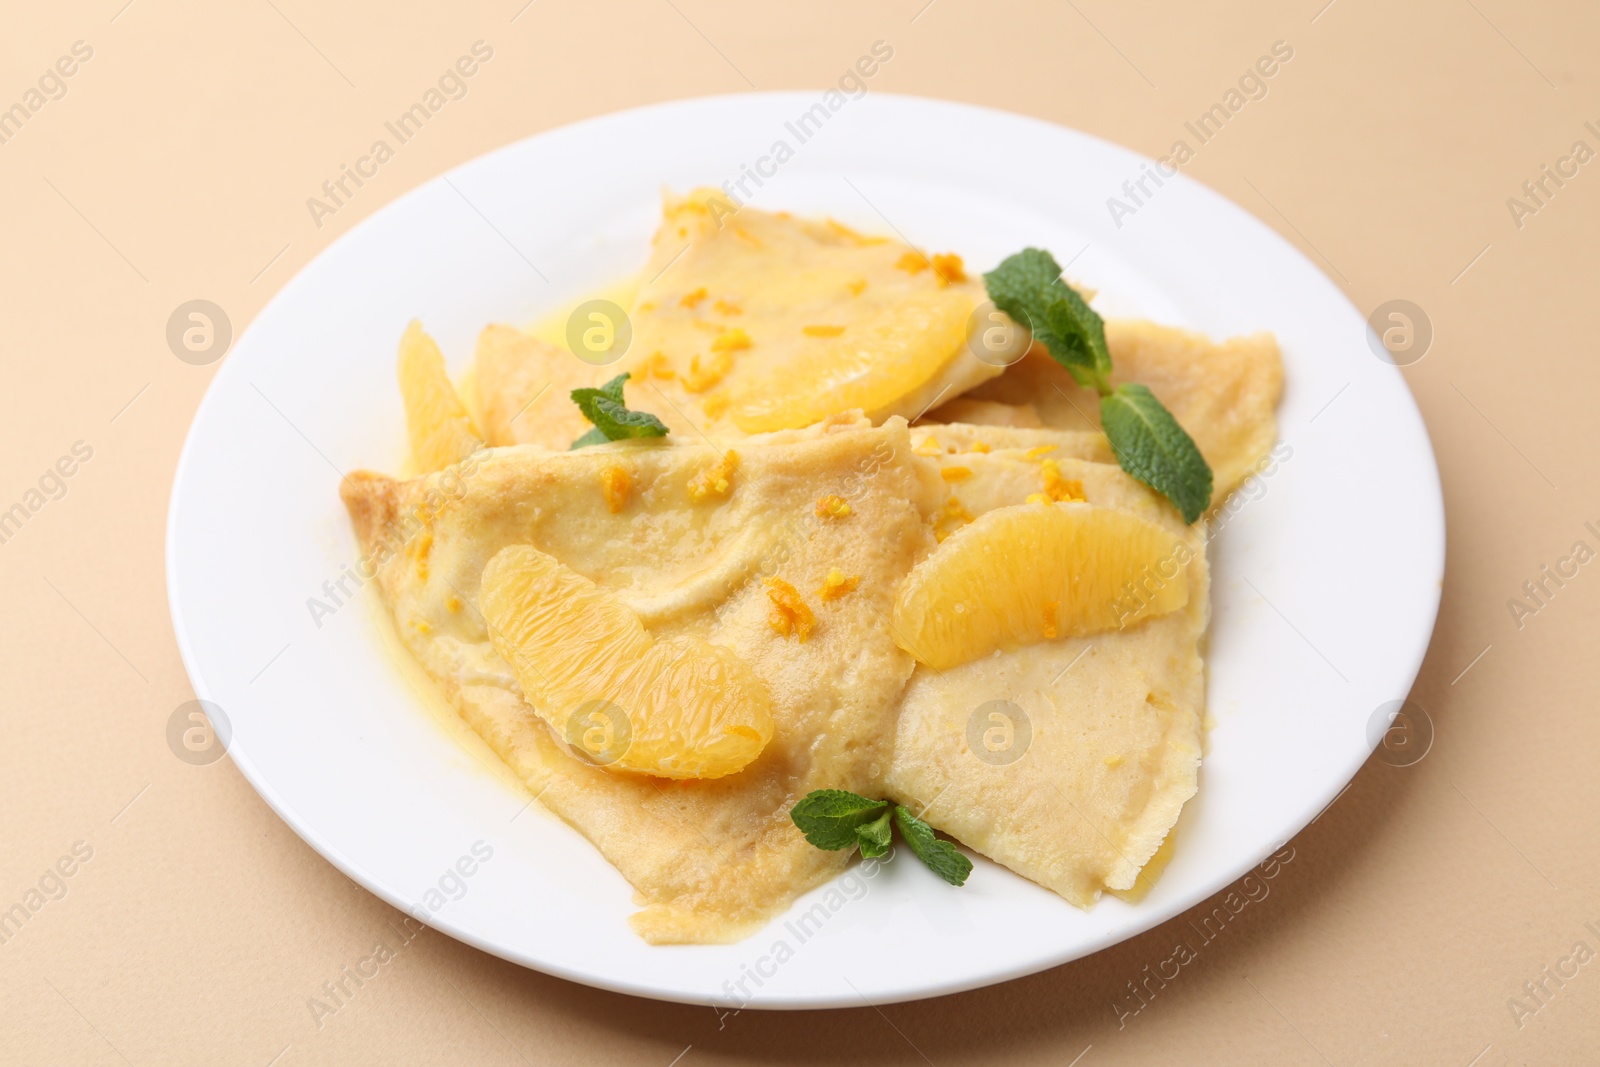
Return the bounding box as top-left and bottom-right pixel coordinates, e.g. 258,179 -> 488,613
569,372 -> 668,449
790,789 -> 971,886
983,249 -> 1214,524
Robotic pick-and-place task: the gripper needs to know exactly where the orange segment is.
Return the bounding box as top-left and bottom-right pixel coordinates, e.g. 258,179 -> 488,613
480,545 -> 774,779
892,503 -> 1190,670
397,321 -> 482,472
728,290 -> 971,433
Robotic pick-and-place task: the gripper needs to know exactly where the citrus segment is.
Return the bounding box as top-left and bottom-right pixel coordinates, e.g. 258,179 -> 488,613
397,321 -> 482,472
728,290 -> 972,433
892,502 -> 1190,670
480,545 -> 774,779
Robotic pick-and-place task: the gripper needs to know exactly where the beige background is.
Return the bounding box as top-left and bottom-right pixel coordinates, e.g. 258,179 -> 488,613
2,0 -> 1596,1063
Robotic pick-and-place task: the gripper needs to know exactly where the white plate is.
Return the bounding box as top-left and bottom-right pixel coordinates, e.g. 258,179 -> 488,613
167,93 -> 1443,1008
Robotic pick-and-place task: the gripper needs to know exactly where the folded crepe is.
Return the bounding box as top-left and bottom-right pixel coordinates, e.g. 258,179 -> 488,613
476,188 -> 1000,442
885,432 -> 1207,906
341,416 -> 942,941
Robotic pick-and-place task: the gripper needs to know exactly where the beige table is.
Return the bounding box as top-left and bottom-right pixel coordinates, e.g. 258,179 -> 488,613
4,1 -> 1596,1063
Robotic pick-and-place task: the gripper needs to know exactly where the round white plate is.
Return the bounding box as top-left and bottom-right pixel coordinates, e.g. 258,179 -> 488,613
167,93 -> 1444,1008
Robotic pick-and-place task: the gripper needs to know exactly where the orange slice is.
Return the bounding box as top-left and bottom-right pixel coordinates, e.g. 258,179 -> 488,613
727,290 -> 971,433
892,502 -> 1190,670
479,545 -> 774,779
397,321 -> 482,472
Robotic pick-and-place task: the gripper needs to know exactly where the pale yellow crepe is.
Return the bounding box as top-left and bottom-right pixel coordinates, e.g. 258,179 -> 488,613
929,397 -> 1044,428
930,320 -> 1284,504
472,324 -> 606,451
887,438 -> 1207,906
617,188 -> 1001,437
341,416 -> 942,942
910,421 -> 1114,466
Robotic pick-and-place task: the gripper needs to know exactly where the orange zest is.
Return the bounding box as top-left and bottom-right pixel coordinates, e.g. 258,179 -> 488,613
600,464 -> 631,513
814,494 -> 851,519
765,577 -> 815,640
819,569 -> 859,601
688,450 -> 739,502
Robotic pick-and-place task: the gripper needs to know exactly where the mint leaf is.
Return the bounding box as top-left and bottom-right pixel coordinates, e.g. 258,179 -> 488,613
893,805 -> 972,886
855,810 -> 893,859
983,248 -> 1111,393
790,789 -> 889,851
1100,383 -> 1213,524
569,372 -> 668,447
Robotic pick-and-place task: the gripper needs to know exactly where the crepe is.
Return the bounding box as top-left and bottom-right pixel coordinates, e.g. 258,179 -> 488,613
472,324 -> 606,451
886,435 -> 1207,906
930,320 -> 1283,504
615,188 -> 1002,437
341,416 -> 942,941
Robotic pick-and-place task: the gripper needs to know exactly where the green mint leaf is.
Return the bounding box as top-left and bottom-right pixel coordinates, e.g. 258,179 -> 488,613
1099,383 -> 1213,524
983,248 -> 1112,394
569,427 -> 610,450
892,805 -> 972,886
855,810 -> 893,859
569,372 -> 669,445
790,790 -> 889,851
